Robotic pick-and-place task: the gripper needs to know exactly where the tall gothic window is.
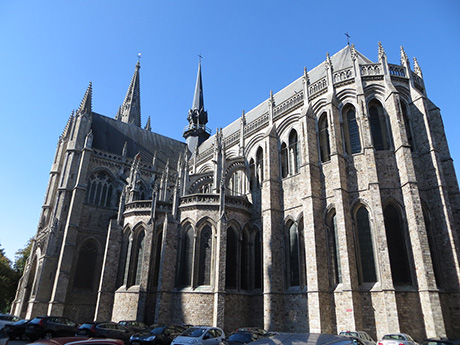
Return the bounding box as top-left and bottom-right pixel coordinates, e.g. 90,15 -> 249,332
240,230 -> 249,290
256,147 -> 264,187
73,239 -> 98,290
86,171 -> 114,207
228,169 -> 248,196
226,227 -> 238,289
249,159 -> 256,190
197,225 -> 213,286
281,142 -> 288,178
285,219 -> 305,288
423,207 -> 441,287
319,113 -> 331,162
178,225 -> 194,287
134,231 -> 145,285
384,204 -> 412,285
151,229 -> 163,288
327,211 -> 342,286
401,102 -> 414,151
369,100 -> 391,151
289,130 -> 300,174
355,206 -> 377,284
343,105 -> 361,154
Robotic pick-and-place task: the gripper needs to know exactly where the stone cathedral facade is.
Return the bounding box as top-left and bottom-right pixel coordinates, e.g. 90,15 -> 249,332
12,43 -> 460,340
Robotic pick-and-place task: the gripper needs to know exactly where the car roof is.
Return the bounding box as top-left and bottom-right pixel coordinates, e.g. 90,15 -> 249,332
250,333 -> 360,345
67,338 -> 125,345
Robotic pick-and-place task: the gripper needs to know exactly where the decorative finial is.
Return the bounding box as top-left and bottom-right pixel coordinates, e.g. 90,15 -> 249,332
325,52 -> 332,69
303,66 -> 308,78
137,53 -> 141,63
378,41 -> 385,57
413,57 -> 423,78
400,46 -> 408,65
351,44 -> 357,61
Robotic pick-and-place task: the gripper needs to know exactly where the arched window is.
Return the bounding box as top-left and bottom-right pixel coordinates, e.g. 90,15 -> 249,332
151,229 -> 163,288
256,148 -> 264,187
327,210 -> 342,286
319,113 -> 331,162
227,169 -> 248,196
86,171 -> 114,207
286,220 -> 305,288
401,102 -> 413,151
343,105 -> 361,154
355,206 -> 377,284
289,130 -> 300,174
281,142 -> 288,178
134,231 -> 145,285
177,225 -> 194,287
369,100 -> 391,151
197,225 -> 213,286
226,227 -> 238,289
249,159 -> 256,190
254,230 -> 262,289
384,205 -> 412,285
122,231 -> 133,286
73,239 -> 98,290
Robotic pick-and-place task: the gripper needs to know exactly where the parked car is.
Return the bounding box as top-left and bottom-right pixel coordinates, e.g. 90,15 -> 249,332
171,327 -> 225,345
250,333 -> 366,345
119,322 -> 148,333
223,330 -> 265,345
379,334 -> 418,345
4,319 -> 30,339
30,337 -> 125,345
0,314 -> 22,331
339,331 -> 376,345
0,329 -> 8,345
25,316 -> 79,340
76,322 -> 133,343
130,324 -> 188,345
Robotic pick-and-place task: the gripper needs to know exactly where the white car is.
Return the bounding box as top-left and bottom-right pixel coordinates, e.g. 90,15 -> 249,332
171,327 -> 225,345
378,333 -> 418,345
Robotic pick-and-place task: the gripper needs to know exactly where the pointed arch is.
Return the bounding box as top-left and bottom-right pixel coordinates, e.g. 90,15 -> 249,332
289,129 -> 300,174
85,170 -> 115,207
400,101 -> 414,151
368,99 -> 391,150
226,226 -> 239,289
256,147 -> 264,187
285,217 -> 305,288
354,205 -> 377,284
197,224 -> 213,286
342,104 -> 361,154
383,203 -> 412,285
73,238 -> 99,291
177,223 -> 194,288
326,209 -> 342,286
318,112 -> 331,162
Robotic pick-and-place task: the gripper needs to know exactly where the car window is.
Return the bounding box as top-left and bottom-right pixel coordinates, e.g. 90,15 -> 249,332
214,329 -> 222,337
383,335 -> 405,341
182,328 -> 206,337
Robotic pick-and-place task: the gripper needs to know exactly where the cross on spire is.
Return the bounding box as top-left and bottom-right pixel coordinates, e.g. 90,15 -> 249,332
345,32 -> 351,45
198,54 -> 203,62
137,53 -> 142,63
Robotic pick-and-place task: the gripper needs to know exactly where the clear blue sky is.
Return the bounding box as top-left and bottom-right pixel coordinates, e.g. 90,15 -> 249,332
1,0 -> 459,261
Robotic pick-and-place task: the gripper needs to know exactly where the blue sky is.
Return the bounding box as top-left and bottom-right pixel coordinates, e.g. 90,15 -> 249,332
1,0 -> 459,261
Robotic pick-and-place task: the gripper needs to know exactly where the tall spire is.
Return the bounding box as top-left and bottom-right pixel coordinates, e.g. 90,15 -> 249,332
184,60 -> 210,151
77,82 -> 92,115
118,61 -> 141,127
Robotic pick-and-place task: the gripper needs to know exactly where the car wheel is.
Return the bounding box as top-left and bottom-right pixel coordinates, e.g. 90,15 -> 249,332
44,331 -> 54,339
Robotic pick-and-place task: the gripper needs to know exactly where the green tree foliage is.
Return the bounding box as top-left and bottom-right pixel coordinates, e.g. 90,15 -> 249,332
0,245 -> 20,313
14,238 -> 33,275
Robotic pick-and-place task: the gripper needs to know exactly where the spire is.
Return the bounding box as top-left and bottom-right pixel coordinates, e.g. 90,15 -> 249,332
378,41 -> 386,59
118,61 -> 141,127
77,82 -> 92,115
413,57 -> 423,78
144,116 -> 151,131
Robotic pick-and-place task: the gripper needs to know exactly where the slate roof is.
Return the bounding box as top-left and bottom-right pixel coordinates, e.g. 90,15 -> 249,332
197,45 -> 374,154
91,113 -> 186,172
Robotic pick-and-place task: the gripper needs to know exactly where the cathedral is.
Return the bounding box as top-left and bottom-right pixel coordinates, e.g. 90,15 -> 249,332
12,43 -> 460,340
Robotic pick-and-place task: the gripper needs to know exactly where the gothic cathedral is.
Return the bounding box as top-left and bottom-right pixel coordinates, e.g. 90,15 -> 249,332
12,43 -> 460,340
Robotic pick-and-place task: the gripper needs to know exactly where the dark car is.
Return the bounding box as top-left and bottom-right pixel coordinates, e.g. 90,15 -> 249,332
76,322 -> 133,343
129,324 -> 187,345
224,331 -> 265,345
4,319 -> 30,340
422,340 -> 460,345
119,322 -> 148,333
249,333 -> 366,345
25,316 -> 79,340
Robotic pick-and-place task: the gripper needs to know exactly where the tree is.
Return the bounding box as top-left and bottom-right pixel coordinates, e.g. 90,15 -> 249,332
14,238 -> 33,275
0,245 -> 20,313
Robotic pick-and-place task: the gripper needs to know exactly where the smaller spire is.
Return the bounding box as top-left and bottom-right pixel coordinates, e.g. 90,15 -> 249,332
351,44 -> 357,61
118,62 -> 141,127
413,57 -> 423,78
325,52 -> 332,69
378,41 -> 386,58
303,66 -> 308,79
145,116 -> 151,131
77,82 -> 92,115
400,46 -> 409,66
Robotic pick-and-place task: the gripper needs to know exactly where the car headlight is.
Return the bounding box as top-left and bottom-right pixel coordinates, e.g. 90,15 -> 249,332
145,336 -> 157,341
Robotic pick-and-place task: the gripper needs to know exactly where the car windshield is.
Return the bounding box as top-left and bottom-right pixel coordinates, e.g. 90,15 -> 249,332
30,318 -> 44,324
383,335 -> 405,341
340,332 -> 359,337
13,320 -> 28,325
79,323 -> 95,329
181,328 -> 207,338
228,333 -> 253,343
150,326 -> 167,335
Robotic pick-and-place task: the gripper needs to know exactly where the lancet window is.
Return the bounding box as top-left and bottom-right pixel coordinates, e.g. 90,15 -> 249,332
383,204 -> 412,285
401,102 -> 414,151
285,218 -> 306,288
342,105 -> 361,154
281,129 -> 300,178
327,210 -> 342,286
355,206 -> 377,284
369,100 -> 391,151
319,113 -> 331,162
73,239 -> 98,290
227,169 -> 248,196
